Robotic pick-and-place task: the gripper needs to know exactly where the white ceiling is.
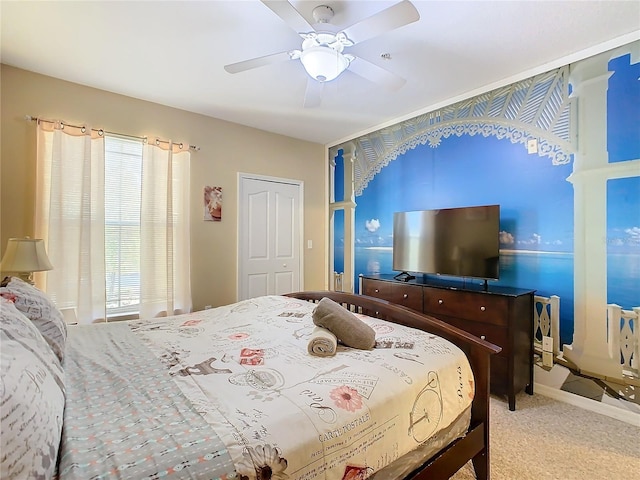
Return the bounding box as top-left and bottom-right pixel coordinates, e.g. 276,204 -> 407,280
2,1 -> 639,147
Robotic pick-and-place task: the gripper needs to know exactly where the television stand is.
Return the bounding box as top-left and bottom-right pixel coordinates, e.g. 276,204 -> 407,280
394,271 -> 415,282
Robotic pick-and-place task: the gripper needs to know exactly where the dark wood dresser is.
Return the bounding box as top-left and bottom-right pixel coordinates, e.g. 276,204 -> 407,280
360,274 -> 535,411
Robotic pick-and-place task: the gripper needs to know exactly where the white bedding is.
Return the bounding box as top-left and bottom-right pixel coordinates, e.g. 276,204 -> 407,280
125,295 -> 475,480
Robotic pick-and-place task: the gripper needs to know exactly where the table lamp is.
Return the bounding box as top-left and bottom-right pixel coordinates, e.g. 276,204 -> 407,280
0,237 -> 53,284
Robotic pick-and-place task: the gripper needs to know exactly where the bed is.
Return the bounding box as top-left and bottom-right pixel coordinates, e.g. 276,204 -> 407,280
0,278 -> 500,480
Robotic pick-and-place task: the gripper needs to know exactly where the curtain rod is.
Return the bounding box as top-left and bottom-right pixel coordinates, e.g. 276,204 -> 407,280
25,115 -> 200,152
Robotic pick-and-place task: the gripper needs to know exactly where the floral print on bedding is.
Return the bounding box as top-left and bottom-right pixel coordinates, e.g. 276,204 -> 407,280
126,295 -> 475,480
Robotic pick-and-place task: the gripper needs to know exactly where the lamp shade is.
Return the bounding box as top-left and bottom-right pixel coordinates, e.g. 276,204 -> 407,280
300,46 -> 350,82
0,238 -> 53,273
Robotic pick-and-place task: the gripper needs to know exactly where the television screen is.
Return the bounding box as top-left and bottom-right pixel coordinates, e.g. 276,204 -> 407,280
392,205 -> 500,280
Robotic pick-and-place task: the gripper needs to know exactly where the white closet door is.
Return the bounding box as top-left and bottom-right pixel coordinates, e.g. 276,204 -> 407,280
238,174 -> 303,301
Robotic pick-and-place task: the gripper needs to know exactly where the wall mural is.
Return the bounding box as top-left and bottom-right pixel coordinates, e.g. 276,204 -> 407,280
606,53 -> 640,311
607,176 -> 640,309
336,46 -> 639,348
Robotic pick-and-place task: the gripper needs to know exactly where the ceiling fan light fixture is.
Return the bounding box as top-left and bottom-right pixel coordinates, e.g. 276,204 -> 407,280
300,45 -> 350,82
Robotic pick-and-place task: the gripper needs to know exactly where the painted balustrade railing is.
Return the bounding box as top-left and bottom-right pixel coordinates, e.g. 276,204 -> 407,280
607,304 -> 640,379
534,295 -> 561,359
333,272 -> 344,292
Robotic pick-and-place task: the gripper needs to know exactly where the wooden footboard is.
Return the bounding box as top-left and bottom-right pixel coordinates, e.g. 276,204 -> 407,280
285,291 -> 501,480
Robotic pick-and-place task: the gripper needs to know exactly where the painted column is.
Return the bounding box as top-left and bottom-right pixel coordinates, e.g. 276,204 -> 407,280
328,144 -> 357,293
563,50 -> 623,379
341,143 -> 356,293
328,148 -> 337,290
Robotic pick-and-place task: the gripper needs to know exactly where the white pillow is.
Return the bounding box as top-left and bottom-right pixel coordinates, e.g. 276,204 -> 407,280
0,276 -> 67,362
0,297 -> 65,479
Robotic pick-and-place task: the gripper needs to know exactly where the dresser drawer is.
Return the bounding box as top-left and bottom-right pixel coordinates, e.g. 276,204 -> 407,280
389,283 -> 423,311
423,287 -> 508,326
362,278 -> 394,300
444,317 -> 509,356
362,279 -> 422,312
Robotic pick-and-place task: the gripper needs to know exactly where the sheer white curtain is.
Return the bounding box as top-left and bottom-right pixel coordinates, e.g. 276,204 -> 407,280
140,141 -> 191,318
35,122 -> 192,324
35,121 -> 107,323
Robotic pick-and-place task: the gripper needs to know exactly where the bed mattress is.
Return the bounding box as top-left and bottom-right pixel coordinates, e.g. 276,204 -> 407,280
57,295 -> 474,480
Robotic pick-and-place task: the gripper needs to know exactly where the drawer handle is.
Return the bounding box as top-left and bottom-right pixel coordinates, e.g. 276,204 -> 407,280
374,289 -> 379,293
480,306 -> 486,311
438,299 -> 443,305
480,335 -> 486,340
403,293 -> 408,299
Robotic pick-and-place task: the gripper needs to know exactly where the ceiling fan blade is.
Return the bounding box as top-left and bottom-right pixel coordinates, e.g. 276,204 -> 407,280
341,0 -> 420,44
224,51 -> 292,74
303,78 -> 324,108
261,0 -> 314,34
348,57 -> 406,91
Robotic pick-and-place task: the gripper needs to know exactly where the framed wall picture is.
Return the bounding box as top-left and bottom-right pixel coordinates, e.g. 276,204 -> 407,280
204,186 -> 222,221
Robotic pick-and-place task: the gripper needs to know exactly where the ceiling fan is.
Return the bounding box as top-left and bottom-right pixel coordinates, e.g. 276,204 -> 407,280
224,0 -> 420,107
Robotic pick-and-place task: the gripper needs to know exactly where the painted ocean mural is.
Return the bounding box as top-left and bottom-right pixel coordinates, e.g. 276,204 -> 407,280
333,50 -> 639,350
334,133 -> 577,345
607,176 -> 640,309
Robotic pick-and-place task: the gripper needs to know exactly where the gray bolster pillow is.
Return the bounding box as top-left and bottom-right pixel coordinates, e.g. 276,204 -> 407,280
312,297 -> 376,350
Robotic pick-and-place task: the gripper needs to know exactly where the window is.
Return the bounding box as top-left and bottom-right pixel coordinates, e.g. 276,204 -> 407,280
104,135 -> 143,316
36,121 -> 192,324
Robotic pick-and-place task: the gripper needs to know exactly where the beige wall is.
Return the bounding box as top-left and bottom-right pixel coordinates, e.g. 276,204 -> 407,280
1,65 -> 328,310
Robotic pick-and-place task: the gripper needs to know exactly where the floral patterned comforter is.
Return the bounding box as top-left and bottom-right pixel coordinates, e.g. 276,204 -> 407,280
60,295 -> 474,480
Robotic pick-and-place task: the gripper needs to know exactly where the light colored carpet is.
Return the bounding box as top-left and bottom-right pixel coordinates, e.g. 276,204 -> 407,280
450,393 -> 640,480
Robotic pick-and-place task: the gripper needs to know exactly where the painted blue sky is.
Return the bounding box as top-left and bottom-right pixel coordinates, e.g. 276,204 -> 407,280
350,51 -> 639,255
607,176 -> 640,254
333,47 -> 639,338
606,53 -> 640,255
608,53 -> 640,163
354,134 -> 575,253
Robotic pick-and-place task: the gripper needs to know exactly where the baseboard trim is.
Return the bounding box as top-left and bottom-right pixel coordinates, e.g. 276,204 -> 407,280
534,382 -> 640,427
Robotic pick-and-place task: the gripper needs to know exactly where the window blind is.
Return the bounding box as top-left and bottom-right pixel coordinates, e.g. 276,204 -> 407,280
104,135 -> 143,316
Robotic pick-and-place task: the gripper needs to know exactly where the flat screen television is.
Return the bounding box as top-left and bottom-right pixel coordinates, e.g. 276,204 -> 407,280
392,205 -> 500,281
